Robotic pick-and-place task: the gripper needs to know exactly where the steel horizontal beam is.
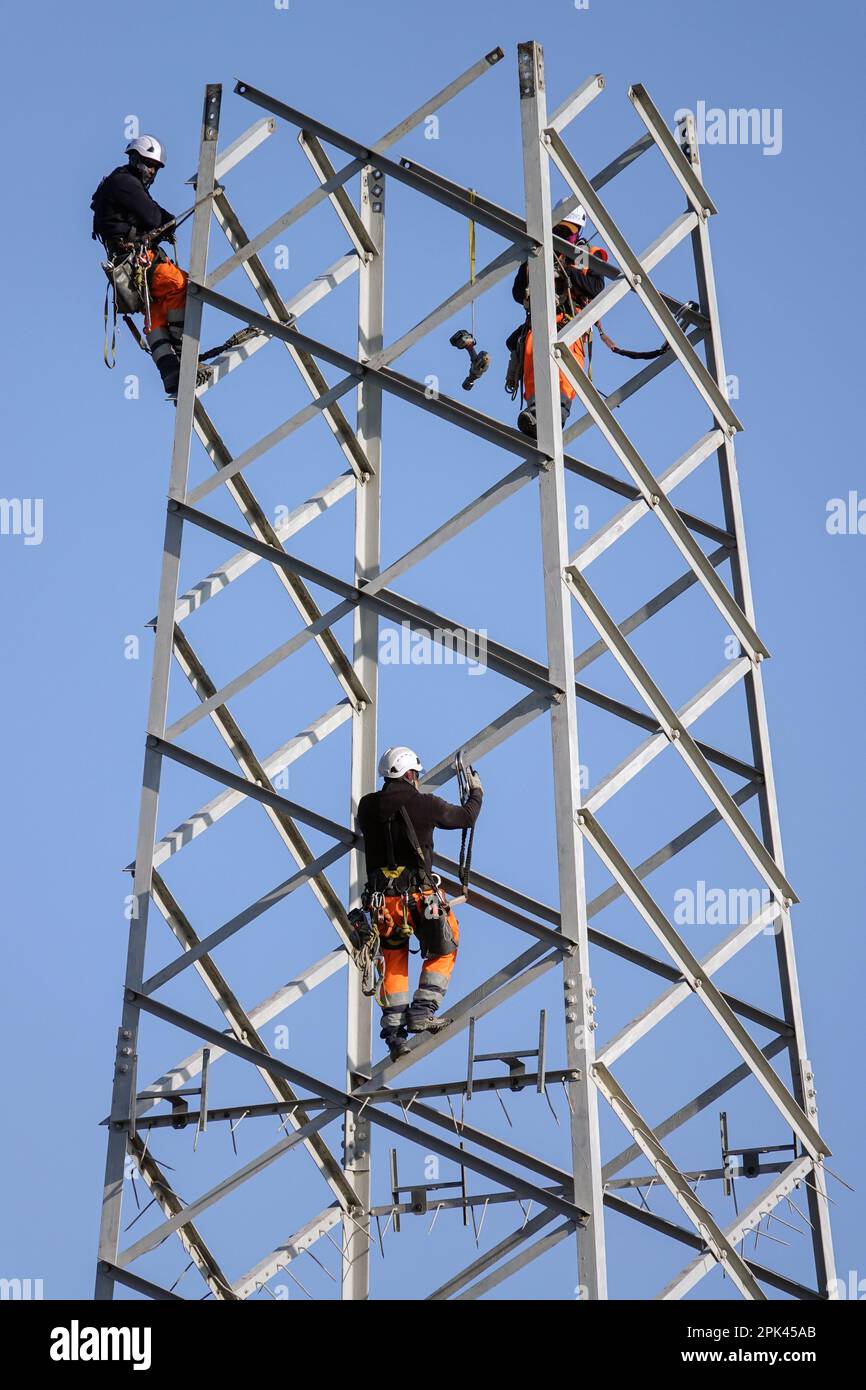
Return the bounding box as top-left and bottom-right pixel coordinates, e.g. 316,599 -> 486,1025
126,990 -> 590,1226
235,80 -> 537,250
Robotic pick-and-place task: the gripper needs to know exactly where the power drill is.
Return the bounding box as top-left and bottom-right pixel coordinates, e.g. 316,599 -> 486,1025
449,329 -> 490,391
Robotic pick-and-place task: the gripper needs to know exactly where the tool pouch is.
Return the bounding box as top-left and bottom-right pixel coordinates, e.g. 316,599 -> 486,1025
415,908 -> 457,959
103,254 -> 145,315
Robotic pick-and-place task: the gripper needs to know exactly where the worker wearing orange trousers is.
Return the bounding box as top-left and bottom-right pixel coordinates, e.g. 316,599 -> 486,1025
378,891 -> 460,1041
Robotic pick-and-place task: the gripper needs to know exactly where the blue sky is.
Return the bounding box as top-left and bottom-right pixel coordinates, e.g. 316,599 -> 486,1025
2,0 -> 864,1302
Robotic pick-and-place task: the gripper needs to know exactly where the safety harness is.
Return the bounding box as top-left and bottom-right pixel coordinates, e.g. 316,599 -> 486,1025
98,234 -> 258,379
505,242 -> 699,396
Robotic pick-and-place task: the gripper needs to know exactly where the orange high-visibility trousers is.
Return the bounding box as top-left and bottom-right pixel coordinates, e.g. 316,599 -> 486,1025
147,254 -> 188,331
377,892 -> 460,1029
522,316 -> 585,405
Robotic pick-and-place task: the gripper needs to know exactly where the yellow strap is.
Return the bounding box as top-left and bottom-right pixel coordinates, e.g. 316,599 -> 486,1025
469,190 -> 477,338
468,190 -> 476,284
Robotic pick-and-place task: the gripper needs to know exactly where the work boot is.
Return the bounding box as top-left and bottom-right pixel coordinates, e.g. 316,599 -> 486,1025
517,404 -> 537,438
384,1029 -> 411,1061
406,1003 -> 448,1035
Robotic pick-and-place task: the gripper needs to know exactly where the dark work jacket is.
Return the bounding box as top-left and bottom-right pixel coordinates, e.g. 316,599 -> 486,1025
358,778 -> 483,886
91,164 -> 173,253
511,241 -> 605,312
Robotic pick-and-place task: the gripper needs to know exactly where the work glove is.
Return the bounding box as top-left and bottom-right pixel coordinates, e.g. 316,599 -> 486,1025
465,765 -> 483,794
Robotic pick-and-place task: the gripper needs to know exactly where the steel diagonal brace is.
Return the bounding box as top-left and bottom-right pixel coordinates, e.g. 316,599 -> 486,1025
658,1155 -> 814,1299
127,1133 -> 236,1300
142,842 -> 352,995
557,210 -> 700,348
597,899 -> 781,1067
543,127 -> 742,433
569,428 -> 726,571
151,701 -> 353,864
125,990 -> 589,1227
211,189 -> 373,481
173,473 -> 356,625
566,567 -> 793,902
628,84 -> 717,218
146,875 -> 359,1213
185,283 -> 726,548
208,48 -> 504,286
603,1036 -> 790,1181
592,1063 -> 766,1299
192,402 -> 368,708
233,1205 -> 343,1299
427,1210 -> 559,1300
604,1196 -> 821,1300
580,813 -> 825,1160
169,625 -> 357,944
370,132 -> 658,375
563,325 -> 708,445
118,1109 -> 340,1267
558,365 -> 764,659
456,1222 -> 576,1300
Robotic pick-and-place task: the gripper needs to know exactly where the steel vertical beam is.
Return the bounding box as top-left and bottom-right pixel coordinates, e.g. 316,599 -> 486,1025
676,112 -> 838,1296
94,84 -> 222,1301
518,40 -> 607,1299
342,163 -> 385,1299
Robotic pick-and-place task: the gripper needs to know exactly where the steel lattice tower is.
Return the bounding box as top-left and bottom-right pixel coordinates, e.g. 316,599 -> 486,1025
95,43 -> 837,1302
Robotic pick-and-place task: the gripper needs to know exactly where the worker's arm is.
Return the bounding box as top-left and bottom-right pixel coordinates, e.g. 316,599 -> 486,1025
113,167 -> 174,234
569,245 -> 608,303
430,786 -> 483,831
511,262 -> 528,305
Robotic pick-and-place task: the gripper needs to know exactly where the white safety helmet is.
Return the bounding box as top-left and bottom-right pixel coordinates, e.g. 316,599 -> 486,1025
554,205 -> 587,239
126,135 -> 166,168
378,745 -> 423,780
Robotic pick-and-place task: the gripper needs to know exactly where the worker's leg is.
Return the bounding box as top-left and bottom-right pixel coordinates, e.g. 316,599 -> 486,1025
517,327 -> 585,437
407,898 -> 460,1032
379,896 -> 411,1055
146,259 -> 188,396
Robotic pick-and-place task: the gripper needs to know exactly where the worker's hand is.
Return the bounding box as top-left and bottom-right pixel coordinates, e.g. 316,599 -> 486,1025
466,765 -> 483,794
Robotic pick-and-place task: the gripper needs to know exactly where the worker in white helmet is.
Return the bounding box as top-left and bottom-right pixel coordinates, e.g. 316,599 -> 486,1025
91,136 -> 190,396
356,746 -> 483,1060
506,205 -> 609,438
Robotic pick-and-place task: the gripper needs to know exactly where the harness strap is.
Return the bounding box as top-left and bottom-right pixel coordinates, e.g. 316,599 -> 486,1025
103,277 -> 117,369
